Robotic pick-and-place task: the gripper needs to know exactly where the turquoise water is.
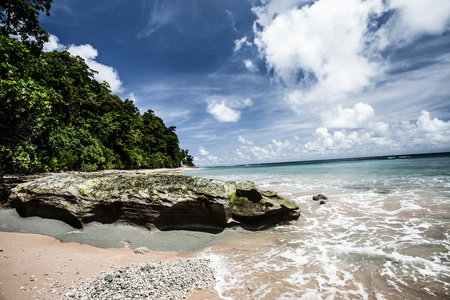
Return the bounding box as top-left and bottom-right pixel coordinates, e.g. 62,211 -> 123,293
186,154 -> 450,299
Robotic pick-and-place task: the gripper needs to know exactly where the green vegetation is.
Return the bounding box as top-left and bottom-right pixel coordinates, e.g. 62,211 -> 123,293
0,0 -> 194,177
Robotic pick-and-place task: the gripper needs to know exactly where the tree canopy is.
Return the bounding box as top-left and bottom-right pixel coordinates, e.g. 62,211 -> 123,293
0,0 -> 194,177
0,0 -> 53,52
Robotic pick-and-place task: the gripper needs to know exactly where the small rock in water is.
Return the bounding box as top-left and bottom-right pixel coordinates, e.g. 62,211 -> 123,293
312,194 -> 328,201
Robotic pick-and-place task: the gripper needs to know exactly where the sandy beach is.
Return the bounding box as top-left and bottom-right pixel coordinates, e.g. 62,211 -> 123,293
0,231 -> 220,300
0,167 -> 225,299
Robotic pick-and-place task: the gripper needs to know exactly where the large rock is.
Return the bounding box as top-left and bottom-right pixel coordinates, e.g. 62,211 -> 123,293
6,173 -> 300,232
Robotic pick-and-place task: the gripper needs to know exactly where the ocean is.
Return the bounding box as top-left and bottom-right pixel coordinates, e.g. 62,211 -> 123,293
185,153 -> 450,299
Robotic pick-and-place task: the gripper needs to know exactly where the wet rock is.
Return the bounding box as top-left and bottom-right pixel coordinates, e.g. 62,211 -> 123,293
232,183 -> 300,230
312,194 -> 328,201
6,173 -> 300,232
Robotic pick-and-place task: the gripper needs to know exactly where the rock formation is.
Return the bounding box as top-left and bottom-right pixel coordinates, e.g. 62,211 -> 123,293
5,173 -> 300,232
312,193 -> 328,205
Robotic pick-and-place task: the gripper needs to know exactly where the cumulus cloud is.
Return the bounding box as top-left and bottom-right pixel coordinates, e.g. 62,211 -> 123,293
206,97 -> 253,123
195,146 -> 219,165
252,0 -> 450,113
199,146 -> 210,156
195,110 -> 449,166
305,110 -> 450,155
272,139 -> 290,148
207,101 -> 241,122
322,103 -> 375,128
43,34 -> 66,52
308,110 -> 450,156
386,0 -> 450,44
254,0 -> 385,111
43,35 -> 123,93
67,44 -> 123,93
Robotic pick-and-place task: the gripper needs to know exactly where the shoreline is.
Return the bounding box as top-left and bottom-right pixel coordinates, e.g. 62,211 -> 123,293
2,166 -> 199,180
0,231 -> 221,299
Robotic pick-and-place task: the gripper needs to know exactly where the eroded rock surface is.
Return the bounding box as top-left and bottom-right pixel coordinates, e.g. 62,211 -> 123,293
6,173 -> 300,232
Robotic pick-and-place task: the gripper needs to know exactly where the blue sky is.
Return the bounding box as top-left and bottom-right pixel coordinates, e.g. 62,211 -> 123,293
41,0 -> 450,166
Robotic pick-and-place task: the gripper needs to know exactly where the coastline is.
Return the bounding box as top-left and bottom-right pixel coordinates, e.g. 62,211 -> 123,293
2,166 -> 199,180
0,167 -> 230,300
0,231 -> 220,299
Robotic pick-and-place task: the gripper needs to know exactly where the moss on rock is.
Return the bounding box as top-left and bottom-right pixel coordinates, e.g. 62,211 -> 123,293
6,173 -> 300,232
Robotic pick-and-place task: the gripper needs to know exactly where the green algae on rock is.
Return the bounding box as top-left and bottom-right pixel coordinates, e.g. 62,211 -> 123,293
6,173 -> 300,232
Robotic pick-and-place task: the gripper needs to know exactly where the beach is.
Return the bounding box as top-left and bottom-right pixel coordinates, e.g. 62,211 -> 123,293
1,154 -> 449,299
1,167 -> 222,300
0,231 -> 220,300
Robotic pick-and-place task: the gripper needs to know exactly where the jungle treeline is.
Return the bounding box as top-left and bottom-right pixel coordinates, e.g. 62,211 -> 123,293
0,0 -> 194,176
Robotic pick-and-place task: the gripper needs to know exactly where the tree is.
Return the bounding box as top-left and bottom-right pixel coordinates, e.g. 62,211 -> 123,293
180,149 -> 194,167
0,1 -> 195,175
0,36 -> 51,176
0,0 -> 53,52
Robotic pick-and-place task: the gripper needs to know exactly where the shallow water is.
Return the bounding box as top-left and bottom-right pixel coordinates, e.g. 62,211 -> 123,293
187,154 -> 450,299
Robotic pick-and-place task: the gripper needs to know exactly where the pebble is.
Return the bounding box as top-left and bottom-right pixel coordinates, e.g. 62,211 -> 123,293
134,248 -> 145,254
66,258 -> 215,299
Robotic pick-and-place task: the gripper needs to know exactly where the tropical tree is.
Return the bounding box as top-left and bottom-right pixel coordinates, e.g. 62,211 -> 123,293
0,0 -> 53,52
0,0 -> 194,176
0,36 -> 51,176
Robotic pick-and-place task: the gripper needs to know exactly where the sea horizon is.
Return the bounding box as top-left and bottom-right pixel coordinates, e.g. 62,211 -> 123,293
198,151 -> 450,169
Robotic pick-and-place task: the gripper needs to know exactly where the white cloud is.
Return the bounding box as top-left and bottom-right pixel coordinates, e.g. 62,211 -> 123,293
207,101 -> 241,122
234,36 -> 252,52
244,59 -> 258,73
67,44 -> 123,93
239,136 -> 254,145
206,97 -> 253,123
252,0 -> 450,114
43,34 -> 66,52
303,110 -> 450,156
254,0 -> 385,112
386,0 -> 450,44
197,110 -> 450,166
199,146 -> 210,156
127,92 -> 137,103
195,146 -> 219,165
243,97 -> 253,107
322,103 -> 375,128
43,35 -> 123,93
417,110 -> 450,133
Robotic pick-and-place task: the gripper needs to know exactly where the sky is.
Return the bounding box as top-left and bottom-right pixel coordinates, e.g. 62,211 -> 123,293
41,0 -> 450,166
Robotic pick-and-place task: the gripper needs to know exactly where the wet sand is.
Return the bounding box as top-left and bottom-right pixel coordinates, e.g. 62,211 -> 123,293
0,166 -> 222,299
0,231 -> 220,300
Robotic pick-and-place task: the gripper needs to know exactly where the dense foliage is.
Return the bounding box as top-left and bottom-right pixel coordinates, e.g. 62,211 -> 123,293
0,1 -> 194,177
0,0 -> 53,53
